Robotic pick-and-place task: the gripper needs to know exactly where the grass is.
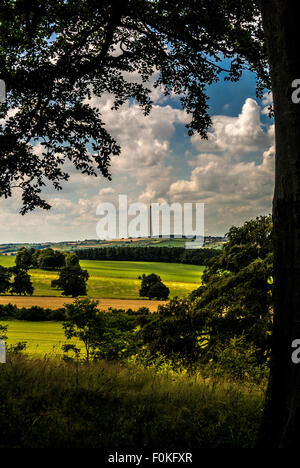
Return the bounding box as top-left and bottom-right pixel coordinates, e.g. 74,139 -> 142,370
0,256 -> 203,299
2,320 -> 78,355
0,354 -> 264,448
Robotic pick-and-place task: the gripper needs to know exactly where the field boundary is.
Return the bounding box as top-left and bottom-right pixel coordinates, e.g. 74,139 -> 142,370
0,296 -> 164,311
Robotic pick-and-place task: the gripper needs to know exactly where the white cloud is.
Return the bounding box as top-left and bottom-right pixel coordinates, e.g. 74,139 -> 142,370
167,97 -> 275,234
98,187 -> 115,196
191,98 -> 272,154
85,92 -> 189,201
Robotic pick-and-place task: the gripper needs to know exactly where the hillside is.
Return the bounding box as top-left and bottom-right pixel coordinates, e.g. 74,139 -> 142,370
0,236 -> 226,255
0,256 -> 203,300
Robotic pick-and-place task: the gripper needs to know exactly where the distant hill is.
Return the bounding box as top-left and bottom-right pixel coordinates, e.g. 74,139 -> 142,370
0,236 -> 226,255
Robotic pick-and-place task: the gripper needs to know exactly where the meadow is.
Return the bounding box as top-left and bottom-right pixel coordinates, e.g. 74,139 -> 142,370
0,255 -> 203,299
3,320 -> 74,355
0,354 -> 264,448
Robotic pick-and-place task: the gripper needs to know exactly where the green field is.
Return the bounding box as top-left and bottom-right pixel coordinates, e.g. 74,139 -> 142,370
0,256 -> 203,299
2,320 -> 78,355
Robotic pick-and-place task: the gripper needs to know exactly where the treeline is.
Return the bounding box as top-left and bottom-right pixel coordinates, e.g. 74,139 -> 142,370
16,247 -> 68,270
0,302 -> 149,323
76,246 -> 221,265
0,303 -> 66,321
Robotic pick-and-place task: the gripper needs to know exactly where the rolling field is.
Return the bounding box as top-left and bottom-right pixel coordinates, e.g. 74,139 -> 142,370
0,256 -> 203,300
0,256 -> 203,353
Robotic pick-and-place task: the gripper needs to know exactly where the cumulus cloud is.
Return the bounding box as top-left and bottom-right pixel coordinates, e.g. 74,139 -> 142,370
85,92 -> 189,201
167,98 -> 275,234
191,98 -> 272,154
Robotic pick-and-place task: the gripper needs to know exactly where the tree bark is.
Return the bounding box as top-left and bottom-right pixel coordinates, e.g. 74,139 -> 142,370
258,0 -> 300,447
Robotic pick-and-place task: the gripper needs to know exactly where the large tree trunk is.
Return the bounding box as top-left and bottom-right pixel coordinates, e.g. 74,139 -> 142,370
258,0 -> 300,447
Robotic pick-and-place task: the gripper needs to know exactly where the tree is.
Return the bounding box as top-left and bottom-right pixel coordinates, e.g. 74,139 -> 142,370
15,248 -> 35,270
36,248 -> 66,270
62,298 -> 105,361
139,217 -> 273,368
139,273 -> 162,298
0,266 -> 12,294
138,297 -> 202,365
192,215 -> 273,362
139,273 -> 169,299
51,264 -> 89,297
0,0 -> 300,446
65,252 -> 80,267
148,281 -> 169,300
10,268 -> 34,296
31,249 -> 41,268
253,0 -> 300,447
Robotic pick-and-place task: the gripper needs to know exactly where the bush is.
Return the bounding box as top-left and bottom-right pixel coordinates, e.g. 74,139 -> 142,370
0,303 -> 18,319
7,341 -> 27,354
48,308 -> 66,321
209,336 -> 269,383
138,298 -> 205,366
0,304 -> 66,321
93,308 -> 149,361
17,306 -> 47,321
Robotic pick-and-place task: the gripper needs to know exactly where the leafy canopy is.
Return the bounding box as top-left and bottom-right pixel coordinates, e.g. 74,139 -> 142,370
139,272 -> 169,299
62,298 -> 105,361
9,267 -> 34,296
192,215 -> 273,358
51,262 -> 89,296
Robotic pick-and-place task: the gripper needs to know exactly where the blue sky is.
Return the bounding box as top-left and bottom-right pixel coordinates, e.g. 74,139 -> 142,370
0,68 -> 274,243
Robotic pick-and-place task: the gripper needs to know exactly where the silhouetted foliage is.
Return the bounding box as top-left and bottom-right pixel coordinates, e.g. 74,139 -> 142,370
148,281 -> 169,300
139,273 -> 169,300
36,248 -> 66,270
138,216 -> 273,368
9,268 -> 34,296
0,265 -> 12,294
51,264 -> 89,297
76,246 -> 220,265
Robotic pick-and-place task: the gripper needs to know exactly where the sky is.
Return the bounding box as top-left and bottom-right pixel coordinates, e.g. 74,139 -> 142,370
0,68 -> 274,243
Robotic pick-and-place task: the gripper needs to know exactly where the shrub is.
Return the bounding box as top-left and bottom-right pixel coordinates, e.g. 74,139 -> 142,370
17,306 -> 47,321
48,308 -> 66,321
209,335 -> 269,383
0,303 -> 18,319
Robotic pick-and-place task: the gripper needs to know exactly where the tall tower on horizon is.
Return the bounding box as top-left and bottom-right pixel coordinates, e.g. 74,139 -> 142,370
149,203 -> 153,238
